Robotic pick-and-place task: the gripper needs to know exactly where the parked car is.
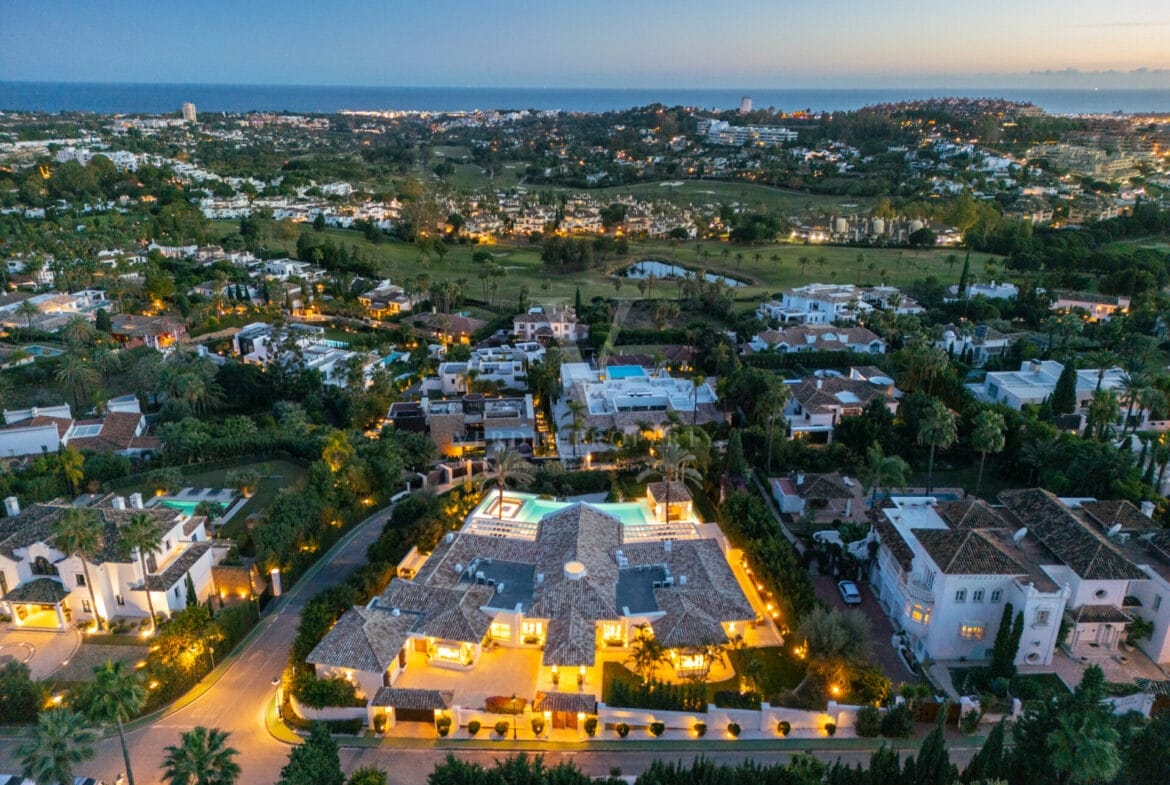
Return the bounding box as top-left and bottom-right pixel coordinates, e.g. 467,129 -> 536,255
837,580 -> 862,605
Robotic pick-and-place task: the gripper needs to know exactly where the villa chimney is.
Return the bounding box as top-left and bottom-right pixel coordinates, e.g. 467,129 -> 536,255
391,607 -> 400,616
1030,359 -> 1043,375
663,539 -> 672,553
815,378 -> 823,390
30,407 -> 38,418
112,496 -> 126,511
796,471 -> 805,486
129,492 -> 144,510
679,575 -> 687,586
3,496 -> 20,517
1141,501 -> 1155,519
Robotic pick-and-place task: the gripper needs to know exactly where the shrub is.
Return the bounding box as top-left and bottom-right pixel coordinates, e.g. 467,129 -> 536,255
777,720 -> 791,736
584,716 -> 598,737
531,717 -> 545,736
494,720 -> 510,737
727,722 -> 741,738
605,677 -> 706,713
485,695 -> 527,714
855,706 -> 882,738
693,721 -> 707,737
436,716 -> 452,737
960,709 -> 982,735
881,703 -> 913,738
467,720 -> 481,736
291,673 -> 363,709
649,721 -> 665,737
713,690 -> 762,710
325,718 -> 363,734
824,721 -> 837,736
616,722 -> 630,738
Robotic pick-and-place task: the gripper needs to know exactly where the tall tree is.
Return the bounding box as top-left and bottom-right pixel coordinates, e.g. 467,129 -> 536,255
859,442 -> 910,503
485,444 -> 535,521
19,708 -> 97,785
962,720 -> 1007,784
561,399 -> 586,460
160,726 -> 241,785
637,439 -> 703,525
905,707 -> 958,785
792,607 -> 871,697
970,410 -> 1006,497
77,659 -> 147,785
279,722 -> 343,785
988,602 -> 1018,680
52,507 -> 104,630
1051,362 -> 1077,416
119,512 -> 163,634
916,398 -> 958,495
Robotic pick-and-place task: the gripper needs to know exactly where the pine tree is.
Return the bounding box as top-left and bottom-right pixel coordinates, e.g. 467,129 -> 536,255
906,708 -> 958,785
726,431 -> 748,479
280,723 -> 343,785
574,287 -> 583,313
185,573 -> 198,607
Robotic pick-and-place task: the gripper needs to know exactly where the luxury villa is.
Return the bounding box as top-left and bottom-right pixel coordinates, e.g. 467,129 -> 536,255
307,487 -> 756,714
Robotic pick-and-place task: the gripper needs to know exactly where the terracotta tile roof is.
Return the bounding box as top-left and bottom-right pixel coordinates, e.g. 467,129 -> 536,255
0,415 -> 71,439
998,489 -> 1146,581
911,528 -> 1026,575
0,495 -> 182,563
651,593 -> 727,649
532,691 -> 597,714
1078,500 -> 1157,533
872,512 -> 914,571
934,498 -> 1007,529
68,412 -> 146,453
133,542 -> 212,591
542,609 -> 597,666
306,606 -> 417,672
793,473 -> 855,500
4,576 -> 70,603
369,687 -> 454,710
1072,604 -> 1132,624
646,481 -> 693,505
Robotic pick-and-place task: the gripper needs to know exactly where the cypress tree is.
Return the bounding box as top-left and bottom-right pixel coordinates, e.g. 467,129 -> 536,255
906,708 -> 958,785
185,573 -> 198,607
957,249 -> 971,297
989,602 -> 1015,680
1051,362 -> 1077,416
1007,610 -> 1025,674
962,720 -> 1006,784
574,287 -> 583,313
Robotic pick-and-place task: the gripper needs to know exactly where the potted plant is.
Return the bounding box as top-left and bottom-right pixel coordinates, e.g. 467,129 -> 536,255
467,720 -> 481,736
727,722 -> 741,738
777,720 -> 791,737
649,721 -> 665,737
960,709 -> 982,735
824,721 -> 837,737
436,716 -> 452,737
584,717 -> 598,737
531,717 -> 546,736
693,721 -> 707,737
616,722 -> 630,738
494,720 -> 510,738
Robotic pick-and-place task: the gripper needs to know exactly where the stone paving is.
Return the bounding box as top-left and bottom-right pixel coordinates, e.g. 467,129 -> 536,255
0,625 -> 81,679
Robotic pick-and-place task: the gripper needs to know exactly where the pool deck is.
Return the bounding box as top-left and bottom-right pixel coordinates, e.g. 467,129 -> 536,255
465,491 -> 699,543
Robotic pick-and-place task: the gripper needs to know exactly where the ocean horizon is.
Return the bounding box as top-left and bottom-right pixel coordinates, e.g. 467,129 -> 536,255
2,82 -> 1169,116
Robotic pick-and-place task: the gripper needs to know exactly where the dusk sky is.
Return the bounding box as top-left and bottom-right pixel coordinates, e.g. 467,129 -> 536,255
3,0 -> 1170,88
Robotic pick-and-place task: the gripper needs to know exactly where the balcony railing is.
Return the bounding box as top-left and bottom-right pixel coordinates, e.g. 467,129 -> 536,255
901,577 -> 935,604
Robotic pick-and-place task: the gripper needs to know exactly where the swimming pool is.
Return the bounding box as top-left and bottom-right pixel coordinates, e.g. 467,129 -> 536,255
470,491 -> 659,528
160,500 -> 202,514
606,366 -> 647,380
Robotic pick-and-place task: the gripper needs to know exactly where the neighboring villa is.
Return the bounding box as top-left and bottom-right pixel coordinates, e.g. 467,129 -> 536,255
110,314 -> 187,354
0,493 -> 217,631
1051,290 -> 1130,322
745,324 -> 886,355
936,324 -> 1017,367
416,394 -> 538,458
233,322 -> 389,390
358,280 -> 415,320
759,284 -> 922,326
770,471 -> 867,524
869,490 -> 1170,667
435,345 -> 539,395
403,312 -> 488,346
783,367 -> 900,443
307,490 -> 754,709
512,305 -> 587,344
559,363 -> 720,433
0,397 -> 158,459
971,359 -> 1132,414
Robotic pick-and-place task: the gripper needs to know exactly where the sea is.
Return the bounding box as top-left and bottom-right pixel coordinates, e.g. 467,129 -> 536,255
1,82 -> 1169,116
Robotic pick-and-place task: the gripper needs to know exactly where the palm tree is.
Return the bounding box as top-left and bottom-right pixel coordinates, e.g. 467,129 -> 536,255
52,507 -> 104,630
561,399 -> 586,460
160,726 -> 241,785
637,440 -> 703,525
1082,350 -> 1120,391
58,445 -> 85,496
486,444 -> 535,521
1021,434 -> 1062,485
625,624 -> 666,685
19,708 -> 97,785
1086,389 -> 1121,441
859,442 -> 910,503
120,512 -> 163,635
1118,372 -> 1149,437
17,299 -> 40,329
917,398 -> 957,495
55,350 -> 100,410
1046,713 -> 1121,785
80,660 -> 146,785
970,410 -> 1006,497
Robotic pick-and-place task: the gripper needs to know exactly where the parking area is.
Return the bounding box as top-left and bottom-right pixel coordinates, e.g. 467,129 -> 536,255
0,625 -> 81,679
811,573 -> 917,684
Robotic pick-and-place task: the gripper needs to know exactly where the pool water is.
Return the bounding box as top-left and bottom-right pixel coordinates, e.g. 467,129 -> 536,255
606,366 -> 647,380
471,492 -> 659,528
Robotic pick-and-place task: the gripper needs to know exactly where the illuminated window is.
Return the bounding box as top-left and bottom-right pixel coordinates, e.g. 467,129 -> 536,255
909,604 -> 931,624
521,621 -> 543,637
678,653 -> 706,672
489,622 -> 511,641
434,643 -> 462,661
602,623 -> 624,643
960,624 -> 985,640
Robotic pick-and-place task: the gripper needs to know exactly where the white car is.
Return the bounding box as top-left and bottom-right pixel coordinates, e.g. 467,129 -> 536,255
837,580 -> 862,605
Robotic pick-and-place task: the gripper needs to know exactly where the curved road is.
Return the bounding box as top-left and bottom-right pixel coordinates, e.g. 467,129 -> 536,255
1,503 -> 979,785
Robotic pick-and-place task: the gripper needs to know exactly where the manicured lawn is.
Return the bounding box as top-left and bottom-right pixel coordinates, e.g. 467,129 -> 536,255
950,667 -> 1070,703
589,180 -> 868,219
602,645 -> 805,705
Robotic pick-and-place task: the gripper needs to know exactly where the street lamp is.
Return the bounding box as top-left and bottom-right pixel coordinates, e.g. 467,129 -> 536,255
511,693 -> 519,740
208,646 -> 216,669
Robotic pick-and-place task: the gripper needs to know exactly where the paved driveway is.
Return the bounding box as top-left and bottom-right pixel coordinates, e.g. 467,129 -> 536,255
811,574 -> 917,684
0,626 -> 80,679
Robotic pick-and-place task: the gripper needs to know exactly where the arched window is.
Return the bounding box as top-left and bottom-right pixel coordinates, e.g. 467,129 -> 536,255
32,556 -> 57,576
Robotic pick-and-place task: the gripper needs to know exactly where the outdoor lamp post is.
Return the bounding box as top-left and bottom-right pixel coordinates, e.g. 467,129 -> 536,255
512,693 -> 519,739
